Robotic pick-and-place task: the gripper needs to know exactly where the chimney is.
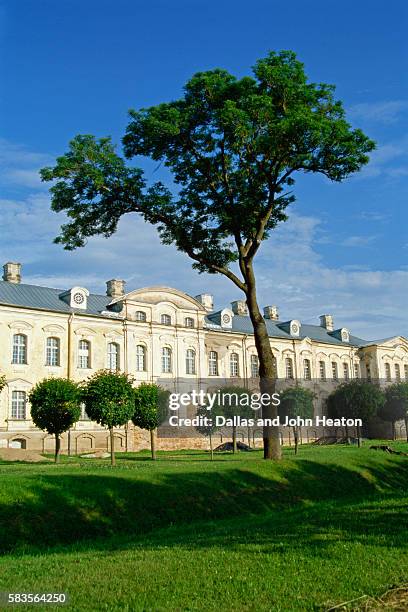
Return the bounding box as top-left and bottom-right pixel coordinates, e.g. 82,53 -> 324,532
264,305 -> 279,321
319,314 -> 334,331
3,262 -> 21,284
195,293 -> 214,312
231,300 -> 248,316
106,279 -> 126,299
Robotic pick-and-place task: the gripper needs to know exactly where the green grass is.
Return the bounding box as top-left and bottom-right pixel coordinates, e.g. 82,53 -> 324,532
0,442 -> 407,611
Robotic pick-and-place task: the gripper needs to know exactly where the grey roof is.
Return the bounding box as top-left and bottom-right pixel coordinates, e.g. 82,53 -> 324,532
206,312 -> 370,347
0,280 -> 109,317
0,280 -> 387,347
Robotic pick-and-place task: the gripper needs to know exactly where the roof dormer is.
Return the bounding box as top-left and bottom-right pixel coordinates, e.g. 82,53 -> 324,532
330,328 -> 350,343
278,319 -> 301,337
59,286 -> 89,310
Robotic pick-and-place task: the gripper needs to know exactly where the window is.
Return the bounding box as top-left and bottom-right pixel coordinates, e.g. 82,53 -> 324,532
107,343 -> 119,371
354,362 -> 360,378
12,334 -> 27,364
405,364 -> 408,380
385,363 -> 391,382
78,340 -> 91,369
186,349 -> 196,375
366,364 -> 371,381
209,351 -> 218,376
250,355 -> 259,378
331,362 -> 338,380
185,317 -> 194,328
11,390 -> 26,419
46,337 -> 60,367
161,314 -> 171,326
230,353 -> 239,377
285,358 -> 294,380
136,345 -> 146,372
135,311 -> 146,322
319,361 -> 326,380
343,363 -> 349,380
395,364 -> 401,381
303,359 -> 311,380
162,347 -> 172,373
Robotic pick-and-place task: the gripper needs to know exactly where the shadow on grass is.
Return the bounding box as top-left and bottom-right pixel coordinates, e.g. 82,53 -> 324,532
1,457 -> 407,555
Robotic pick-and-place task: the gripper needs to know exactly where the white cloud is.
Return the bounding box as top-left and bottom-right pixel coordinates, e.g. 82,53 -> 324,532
341,235 -> 377,247
349,100 -> 408,124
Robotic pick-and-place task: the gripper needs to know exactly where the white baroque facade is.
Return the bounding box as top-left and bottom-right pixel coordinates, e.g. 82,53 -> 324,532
1,262 -> 407,451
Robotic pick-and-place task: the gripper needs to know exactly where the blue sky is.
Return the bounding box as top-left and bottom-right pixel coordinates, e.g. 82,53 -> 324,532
0,0 -> 407,339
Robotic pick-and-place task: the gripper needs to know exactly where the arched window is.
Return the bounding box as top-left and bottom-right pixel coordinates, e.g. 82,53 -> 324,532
272,355 -> 277,377
354,362 -> 360,378
78,340 -> 91,369
331,362 -> 338,380
186,349 -> 196,375
395,363 -> 401,381
11,390 -> 26,419
135,311 -> 147,322
319,361 -> 326,380
12,334 -> 27,364
250,355 -> 259,378
385,363 -> 391,381
107,342 -> 119,371
285,358 -> 294,380
230,353 -> 239,377
185,317 -> 194,328
366,363 -> 371,381
303,359 -> 311,380
136,345 -> 146,372
162,347 -> 172,373
208,351 -> 218,376
161,314 -> 171,326
46,337 -> 60,367
405,364 -> 408,380
343,363 -> 349,380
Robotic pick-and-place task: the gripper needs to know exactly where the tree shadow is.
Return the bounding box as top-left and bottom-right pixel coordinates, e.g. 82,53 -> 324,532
1,456 -> 407,556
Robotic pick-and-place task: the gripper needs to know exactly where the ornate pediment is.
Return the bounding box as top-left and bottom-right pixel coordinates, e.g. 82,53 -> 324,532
109,286 -> 207,312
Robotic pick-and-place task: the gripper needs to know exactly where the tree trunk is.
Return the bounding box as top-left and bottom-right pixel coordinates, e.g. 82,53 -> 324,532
293,426 -> 298,455
357,424 -> 361,448
247,425 -> 251,448
54,434 -> 61,463
405,417 -> 408,444
109,427 -> 116,466
232,424 -> 237,453
209,432 -> 213,461
150,429 -> 156,460
392,421 -> 396,441
245,266 -> 281,460
345,425 -> 350,444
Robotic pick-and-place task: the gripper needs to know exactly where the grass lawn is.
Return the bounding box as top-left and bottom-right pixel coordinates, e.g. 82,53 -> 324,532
0,441 -> 407,611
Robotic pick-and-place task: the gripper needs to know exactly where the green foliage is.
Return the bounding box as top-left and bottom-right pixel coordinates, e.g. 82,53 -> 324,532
41,51 -> 375,284
0,374 -> 6,393
195,403 -> 221,438
212,385 -> 251,419
380,383 -> 408,424
83,370 -> 135,429
327,380 -> 385,422
29,378 -> 82,435
133,383 -> 169,431
278,386 -> 315,421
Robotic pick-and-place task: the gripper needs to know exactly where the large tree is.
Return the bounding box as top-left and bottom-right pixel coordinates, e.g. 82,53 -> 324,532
327,380 -> 384,446
41,50 -> 375,460
279,386 -> 314,454
82,370 -> 135,466
133,383 -> 169,460
379,383 -> 408,441
29,378 -> 82,462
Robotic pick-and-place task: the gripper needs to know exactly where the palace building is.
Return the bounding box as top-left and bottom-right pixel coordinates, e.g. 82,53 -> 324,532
1,261 -> 407,452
